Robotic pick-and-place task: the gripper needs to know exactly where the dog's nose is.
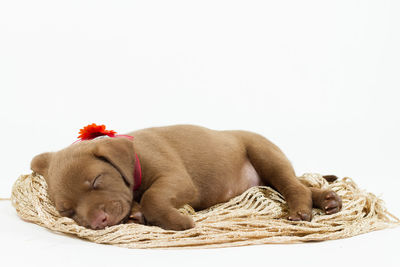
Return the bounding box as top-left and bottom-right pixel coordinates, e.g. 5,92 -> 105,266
90,210 -> 109,230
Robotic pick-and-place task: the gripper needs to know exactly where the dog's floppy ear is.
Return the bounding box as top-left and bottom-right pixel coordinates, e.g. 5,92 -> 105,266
31,152 -> 53,178
93,138 -> 135,188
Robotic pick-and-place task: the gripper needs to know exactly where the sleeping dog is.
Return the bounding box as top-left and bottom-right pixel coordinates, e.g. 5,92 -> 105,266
31,125 -> 342,230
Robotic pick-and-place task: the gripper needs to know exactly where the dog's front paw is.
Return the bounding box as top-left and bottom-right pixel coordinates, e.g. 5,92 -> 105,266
164,213 -> 195,231
144,209 -> 195,231
320,190 -> 342,215
128,211 -> 146,225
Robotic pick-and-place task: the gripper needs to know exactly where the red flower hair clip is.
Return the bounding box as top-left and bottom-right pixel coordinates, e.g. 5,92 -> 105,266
77,123 -> 117,140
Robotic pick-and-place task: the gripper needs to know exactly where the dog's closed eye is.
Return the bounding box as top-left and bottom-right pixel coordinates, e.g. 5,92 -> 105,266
92,175 -> 102,190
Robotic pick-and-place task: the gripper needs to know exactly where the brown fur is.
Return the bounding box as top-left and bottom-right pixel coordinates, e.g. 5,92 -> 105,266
31,125 -> 341,230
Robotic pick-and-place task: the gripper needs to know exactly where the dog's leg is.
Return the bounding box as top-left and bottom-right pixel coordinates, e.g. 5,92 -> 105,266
240,132 -> 313,221
140,175 -> 197,230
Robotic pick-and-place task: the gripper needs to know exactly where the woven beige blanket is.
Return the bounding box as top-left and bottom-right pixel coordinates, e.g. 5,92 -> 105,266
11,172 -> 399,249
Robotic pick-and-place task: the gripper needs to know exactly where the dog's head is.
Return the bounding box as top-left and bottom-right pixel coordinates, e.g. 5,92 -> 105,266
31,137 -> 136,230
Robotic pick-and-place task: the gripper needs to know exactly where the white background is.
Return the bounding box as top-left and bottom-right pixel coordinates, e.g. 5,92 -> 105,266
0,0 -> 399,266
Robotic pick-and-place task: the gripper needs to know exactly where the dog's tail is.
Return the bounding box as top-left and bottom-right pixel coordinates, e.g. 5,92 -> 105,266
322,175 -> 339,182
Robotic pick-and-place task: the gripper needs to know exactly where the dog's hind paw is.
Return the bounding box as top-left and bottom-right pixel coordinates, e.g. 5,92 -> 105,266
320,190 -> 342,215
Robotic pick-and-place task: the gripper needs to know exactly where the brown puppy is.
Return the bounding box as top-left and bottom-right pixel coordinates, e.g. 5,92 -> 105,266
31,125 -> 342,230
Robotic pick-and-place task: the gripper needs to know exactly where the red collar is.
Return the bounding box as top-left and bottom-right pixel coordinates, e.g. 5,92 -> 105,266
73,124 -> 142,191
133,153 -> 142,191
